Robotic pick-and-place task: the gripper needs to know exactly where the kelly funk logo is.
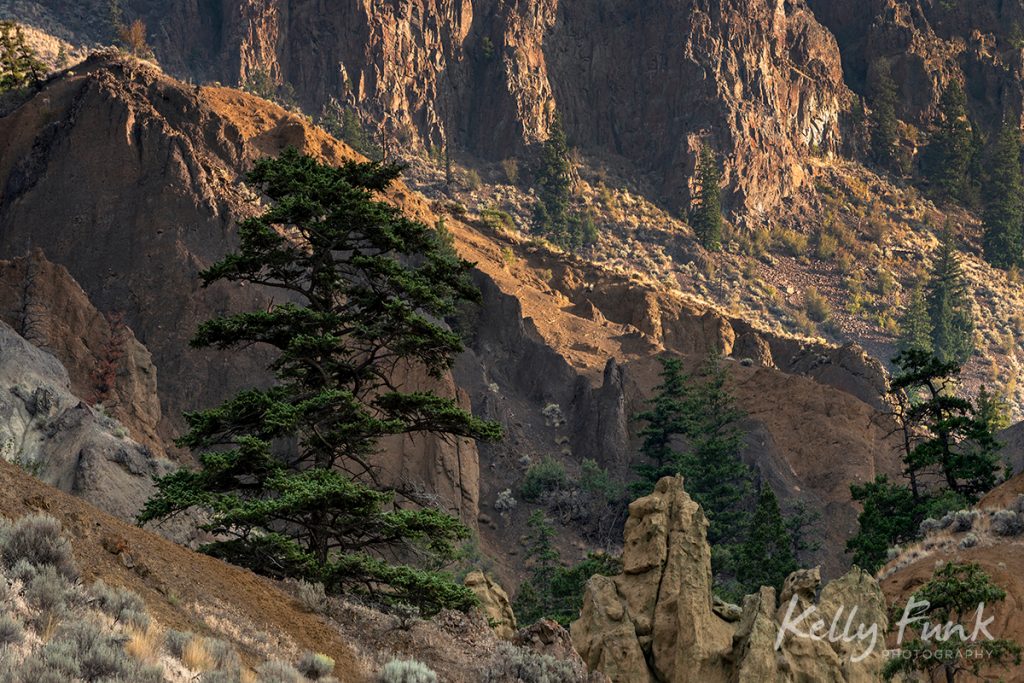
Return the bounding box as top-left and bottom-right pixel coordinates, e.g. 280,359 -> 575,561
775,594 -> 998,661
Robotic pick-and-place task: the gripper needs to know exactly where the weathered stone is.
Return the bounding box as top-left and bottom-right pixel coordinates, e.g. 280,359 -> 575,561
464,571 -> 517,640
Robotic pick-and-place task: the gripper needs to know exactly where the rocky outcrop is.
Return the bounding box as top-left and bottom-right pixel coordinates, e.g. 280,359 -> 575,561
0,53 -> 483,528
464,570 -> 517,640
0,250 -> 167,458
571,476 -> 888,683
810,0 -> 1024,133
6,0 -> 848,216
0,318 -> 172,522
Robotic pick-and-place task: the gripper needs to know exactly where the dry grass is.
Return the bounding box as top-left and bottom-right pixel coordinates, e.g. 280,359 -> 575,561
182,636 -> 215,672
125,624 -> 163,664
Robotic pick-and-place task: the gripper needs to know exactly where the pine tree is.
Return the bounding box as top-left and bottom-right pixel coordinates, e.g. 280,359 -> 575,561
926,228 -> 974,364
138,149 -> 502,614
634,356 -> 689,489
847,475 -> 920,571
977,384 -> 1011,433
891,349 -> 1001,501
982,122 -> 1024,269
868,59 -> 904,175
0,21 -> 46,93
922,80 -> 974,203
690,144 -> 724,251
533,114 -> 572,242
678,354 -> 752,546
736,486 -> 797,594
884,563 -> 1021,682
896,284 -> 933,355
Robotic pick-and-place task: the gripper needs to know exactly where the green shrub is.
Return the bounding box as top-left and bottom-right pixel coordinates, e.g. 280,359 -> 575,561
480,207 -> 516,232
776,229 -> 809,257
804,287 -> 831,322
815,232 -> 838,260
378,658 -> 438,683
519,457 -> 569,502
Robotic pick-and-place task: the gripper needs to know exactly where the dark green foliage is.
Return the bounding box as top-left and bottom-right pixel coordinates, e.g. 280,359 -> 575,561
883,563 -> 1021,681
512,512 -> 621,627
139,149 -> 501,614
241,69 -> 297,108
922,80 -> 975,203
532,115 -> 595,250
519,457 -> 569,503
846,475 -> 922,571
635,355 -> 752,546
868,59 -> 906,175
896,284 -> 933,355
735,486 -> 797,595
976,385 -> 1011,433
848,350 -> 1000,571
926,229 -> 974,365
690,144 -> 724,251
892,350 -> 1001,500
319,97 -> 381,160
982,122 -> 1024,269
0,21 -> 46,93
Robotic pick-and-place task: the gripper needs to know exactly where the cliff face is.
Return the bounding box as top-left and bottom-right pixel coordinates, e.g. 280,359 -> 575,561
809,0 -> 1024,129
2,0 -> 847,216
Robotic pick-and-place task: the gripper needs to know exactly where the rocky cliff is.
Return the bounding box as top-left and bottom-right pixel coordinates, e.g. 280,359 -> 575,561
2,0 -> 848,216
0,54 -> 908,587
571,476 -> 889,682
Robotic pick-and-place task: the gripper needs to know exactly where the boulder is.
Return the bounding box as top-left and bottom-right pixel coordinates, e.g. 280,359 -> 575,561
464,571 -> 517,640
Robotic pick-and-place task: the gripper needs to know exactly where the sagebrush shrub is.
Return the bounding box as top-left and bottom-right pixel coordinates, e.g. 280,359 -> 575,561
991,510 -> 1024,537
91,579 -> 148,627
378,658 -> 438,683
257,660 -> 305,683
296,580 -> 329,615
0,614 -> 24,646
0,514 -> 78,580
483,642 -> 579,683
297,652 -> 335,680
951,510 -> 976,532
25,565 -> 74,615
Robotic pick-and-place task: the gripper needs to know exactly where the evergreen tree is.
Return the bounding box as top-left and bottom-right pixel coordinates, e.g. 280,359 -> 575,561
533,114 -> 572,243
736,486 -> 797,594
926,228 -> 974,364
690,144 -> 724,251
678,354 -> 752,546
846,475 -> 920,571
922,80 -> 974,203
892,349 -> 1000,501
982,122 -> 1024,269
977,384 -> 1011,433
868,59 -> 904,175
0,21 -> 46,93
138,149 -> 502,614
512,511 -> 620,626
896,284 -> 934,355
634,357 -> 689,489
884,563 -> 1021,682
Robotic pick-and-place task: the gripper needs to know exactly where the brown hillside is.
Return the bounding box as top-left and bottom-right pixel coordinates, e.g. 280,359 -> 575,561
0,457 -> 369,681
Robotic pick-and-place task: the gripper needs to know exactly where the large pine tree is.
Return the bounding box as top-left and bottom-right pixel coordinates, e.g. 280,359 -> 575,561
736,486 -> 797,594
0,21 -> 46,93
868,59 -> 904,175
533,114 -> 572,243
926,228 -> 975,364
982,122 -> 1024,269
922,80 -> 974,203
690,144 -> 724,251
897,283 -> 934,355
139,149 -> 502,613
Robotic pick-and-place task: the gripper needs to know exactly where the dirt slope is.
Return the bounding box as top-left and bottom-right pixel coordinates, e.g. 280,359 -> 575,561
0,457 -> 369,680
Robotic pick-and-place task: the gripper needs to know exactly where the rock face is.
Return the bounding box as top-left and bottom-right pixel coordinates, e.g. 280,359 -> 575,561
809,0 -> 1024,131
571,476 -> 888,683
0,318 -> 172,522
464,570 -> 517,640
5,0 -> 846,216
0,52 -> 484,528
